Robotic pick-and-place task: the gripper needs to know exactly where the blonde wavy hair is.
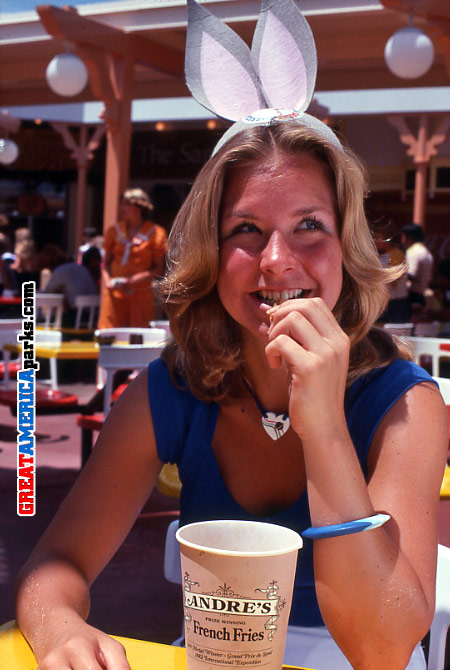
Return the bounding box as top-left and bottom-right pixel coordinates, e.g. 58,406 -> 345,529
160,122 -> 409,402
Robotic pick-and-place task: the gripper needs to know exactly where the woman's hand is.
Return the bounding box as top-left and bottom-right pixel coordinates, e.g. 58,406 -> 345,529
265,297 -> 350,440
105,277 -> 130,291
127,271 -> 153,289
102,253 -> 118,291
105,277 -> 116,290
36,618 -> 130,670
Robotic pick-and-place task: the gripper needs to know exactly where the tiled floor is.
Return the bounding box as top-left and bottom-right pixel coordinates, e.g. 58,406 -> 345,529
1,376 -> 449,648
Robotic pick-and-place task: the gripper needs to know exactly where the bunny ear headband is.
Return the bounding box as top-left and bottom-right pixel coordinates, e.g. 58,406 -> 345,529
185,0 -> 342,153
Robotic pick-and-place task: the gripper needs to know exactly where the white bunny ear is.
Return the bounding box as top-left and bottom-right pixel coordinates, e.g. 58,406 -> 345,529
251,0 -> 317,112
185,0 -> 266,121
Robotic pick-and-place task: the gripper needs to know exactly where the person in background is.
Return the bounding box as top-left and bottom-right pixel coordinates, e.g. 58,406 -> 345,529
98,188 -> 167,328
401,222 -> 434,313
11,227 -> 39,291
373,224 -> 410,323
0,212 -> 14,242
0,256 -> 12,296
77,227 -> 98,264
0,231 -> 18,296
38,243 -> 98,327
81,245 -> 102,291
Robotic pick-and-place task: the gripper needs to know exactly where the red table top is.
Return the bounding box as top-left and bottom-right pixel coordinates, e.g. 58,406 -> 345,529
0,296 -> 21,304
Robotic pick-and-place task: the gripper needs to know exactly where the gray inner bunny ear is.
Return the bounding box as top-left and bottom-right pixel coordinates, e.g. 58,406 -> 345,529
185,0 -> 266,121
251,0 -> 317,112
212,113 -> 343,157
300,113 -> 343,150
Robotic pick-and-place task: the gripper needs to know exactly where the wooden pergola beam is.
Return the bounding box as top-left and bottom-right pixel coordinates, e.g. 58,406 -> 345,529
381,0 -> 450,22
36,5 -> 184,77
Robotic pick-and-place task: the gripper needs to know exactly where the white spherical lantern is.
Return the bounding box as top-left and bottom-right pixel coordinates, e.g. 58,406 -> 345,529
0,138 -> 19,165
384,26 -> 434,79
46,52 -> 88,97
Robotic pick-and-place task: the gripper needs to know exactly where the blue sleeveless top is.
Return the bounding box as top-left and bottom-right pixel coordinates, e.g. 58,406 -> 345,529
147,358 -> 435,627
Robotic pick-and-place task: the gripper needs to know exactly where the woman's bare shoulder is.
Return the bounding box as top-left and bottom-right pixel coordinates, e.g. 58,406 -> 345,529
367,379 -> 448,516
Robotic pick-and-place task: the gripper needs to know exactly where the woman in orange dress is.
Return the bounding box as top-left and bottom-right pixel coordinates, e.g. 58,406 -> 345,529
98,188 -> 167,328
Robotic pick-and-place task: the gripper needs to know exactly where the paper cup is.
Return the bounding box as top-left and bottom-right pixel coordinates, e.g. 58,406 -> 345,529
176,520 -> 302,670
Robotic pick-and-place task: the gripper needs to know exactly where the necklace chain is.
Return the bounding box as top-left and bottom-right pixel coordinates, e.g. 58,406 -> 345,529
241,377 -> 291,441
241,405 -> 262,428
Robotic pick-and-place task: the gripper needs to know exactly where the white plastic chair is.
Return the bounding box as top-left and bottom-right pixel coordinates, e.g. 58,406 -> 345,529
415,322 -> 442,337
428,544 -> 450,670
0,319 -> 22,389
408,337 -> 450,378
433,377 -> 450,405
74,294 -> 100,330
150,320 -> 171,337
383,322 -> 414,336
95,327 -> 167,416
35,329 -> 63,391
164,518 -> 182,585
0,325 -> 62,391
164,518 -> 184,646
36,293 -> 64,329
95,327 -> 168,346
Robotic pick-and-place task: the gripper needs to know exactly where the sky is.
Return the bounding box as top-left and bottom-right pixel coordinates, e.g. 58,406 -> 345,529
1,0 -> 112,14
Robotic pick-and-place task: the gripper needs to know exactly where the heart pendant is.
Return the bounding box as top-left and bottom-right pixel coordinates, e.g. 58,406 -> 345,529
262,412 -> 290,440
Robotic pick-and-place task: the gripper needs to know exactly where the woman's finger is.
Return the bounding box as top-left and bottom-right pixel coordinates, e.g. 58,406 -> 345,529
268,297 -> 341,340
38,641 -> 104,670
268,300 -> 348,362
265,332 -> 307,370
100,636 -> 131,670
37,633 -> 130,670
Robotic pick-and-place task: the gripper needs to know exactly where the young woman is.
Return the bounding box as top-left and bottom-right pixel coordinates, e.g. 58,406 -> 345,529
15,122 -> 448,670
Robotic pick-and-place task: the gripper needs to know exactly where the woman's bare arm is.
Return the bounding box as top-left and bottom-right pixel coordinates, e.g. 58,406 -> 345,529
101,250 -> 114,289
15,370 -> 162,669
266,297 -> 448,670
309,382 -> 447,670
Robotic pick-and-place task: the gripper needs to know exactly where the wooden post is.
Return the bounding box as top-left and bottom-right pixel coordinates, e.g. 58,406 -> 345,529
51,122 -> 105,255
74,45 -> 135,236
388,114 -> 450,230
412,116 -> 428,227
413,163 -> 427,226
99,55 -> 134,235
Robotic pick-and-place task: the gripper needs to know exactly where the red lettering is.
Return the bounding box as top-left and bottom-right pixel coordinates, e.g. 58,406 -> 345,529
19,453 -> 34,468
18,477 -> 33,490
19,490 -> 34,504
18,502 -> 35,515
19,465 -> 34,479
